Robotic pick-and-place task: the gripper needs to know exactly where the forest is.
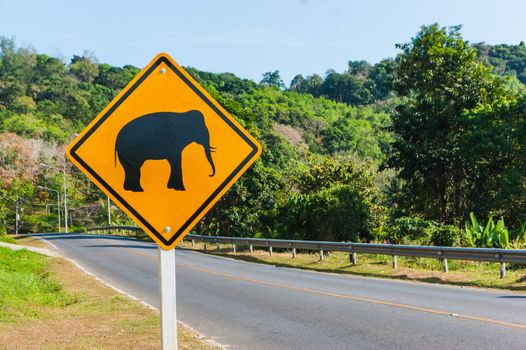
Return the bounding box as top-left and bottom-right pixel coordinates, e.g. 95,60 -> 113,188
1,24 -> 525,249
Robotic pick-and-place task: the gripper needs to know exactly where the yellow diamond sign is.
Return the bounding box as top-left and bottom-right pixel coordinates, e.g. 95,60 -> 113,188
67,53 -> 261,249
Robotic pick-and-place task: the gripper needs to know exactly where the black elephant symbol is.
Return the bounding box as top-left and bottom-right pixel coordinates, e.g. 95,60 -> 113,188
115,110 -> 216,192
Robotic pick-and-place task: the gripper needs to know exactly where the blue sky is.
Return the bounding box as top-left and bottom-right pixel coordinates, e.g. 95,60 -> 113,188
1,0 -> 525,85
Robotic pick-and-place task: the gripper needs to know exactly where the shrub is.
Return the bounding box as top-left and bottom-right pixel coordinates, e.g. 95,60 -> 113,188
429,225 -> 462,247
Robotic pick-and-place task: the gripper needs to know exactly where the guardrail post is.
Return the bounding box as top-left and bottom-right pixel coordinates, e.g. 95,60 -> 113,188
442,258 -> 448,273
320,250 -> 324,261
392,255 -> 398,269
216,243 -> 220,252
233,244 -> 236,253
292,248 -> 296,259
351,252 -> 357,265
191,239 -> 195,248
249,245 -> 253,253
204,243 -> 207,252
500,262 -> 506,279
269,246 -> 273,256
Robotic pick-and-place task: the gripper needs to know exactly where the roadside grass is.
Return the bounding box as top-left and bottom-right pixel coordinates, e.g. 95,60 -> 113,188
0,246 -> 76,322
179,241 -> 526,291
0,239 -> 220,349
0,234 -> 16,244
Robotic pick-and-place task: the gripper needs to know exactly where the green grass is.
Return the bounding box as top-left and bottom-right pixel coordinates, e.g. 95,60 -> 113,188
0,234 -> 16,244
0,247 -> 77,322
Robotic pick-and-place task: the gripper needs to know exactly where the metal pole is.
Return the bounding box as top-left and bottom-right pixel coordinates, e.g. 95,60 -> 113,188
57,193 -> 61,232
107,196 -> 111,225
159,248 -> 178,350
15,196 -> 19,236
63,166 -> 68,233
442,258 -> 448,273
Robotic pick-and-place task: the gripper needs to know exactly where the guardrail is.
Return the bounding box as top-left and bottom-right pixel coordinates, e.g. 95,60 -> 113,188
85,226 -> 526,278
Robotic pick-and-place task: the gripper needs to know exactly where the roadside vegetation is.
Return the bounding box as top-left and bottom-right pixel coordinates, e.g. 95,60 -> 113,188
0,243 -> 218,349
1,23 -> 525,253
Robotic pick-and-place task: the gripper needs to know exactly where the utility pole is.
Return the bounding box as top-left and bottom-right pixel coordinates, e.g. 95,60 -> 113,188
15,196 -> 19,236
107,196 -> 111,225
37,186 -> 61,232
41,163 -> 68,233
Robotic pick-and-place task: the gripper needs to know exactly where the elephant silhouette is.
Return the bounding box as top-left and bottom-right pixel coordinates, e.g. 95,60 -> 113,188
115,110 -> 216,192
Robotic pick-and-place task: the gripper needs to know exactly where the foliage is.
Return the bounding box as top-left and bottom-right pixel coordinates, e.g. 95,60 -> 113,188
465,212 -> 509,248
385,24 -> 519,224
260,71 -> 285,89
475,42 -> 526,86
289,59 -> 395,105
197,160 -> 285,237
428,225 -> 463,247
279,184 -> 372,242
277,156 -> 378,242
387,216 -> 435,244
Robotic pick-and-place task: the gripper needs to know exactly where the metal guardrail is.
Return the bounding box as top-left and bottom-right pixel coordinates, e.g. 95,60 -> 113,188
86,226 -> 526,278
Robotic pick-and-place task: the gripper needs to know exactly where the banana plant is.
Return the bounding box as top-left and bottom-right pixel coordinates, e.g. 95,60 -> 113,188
465,212 -> 509,248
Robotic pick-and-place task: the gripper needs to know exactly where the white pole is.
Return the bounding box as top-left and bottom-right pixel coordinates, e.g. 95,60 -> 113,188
56,193 -> 61,232
63,166 -> 68,233
107,196 -> 111,225
15,196 -> 19,236
159,248 -> 178,350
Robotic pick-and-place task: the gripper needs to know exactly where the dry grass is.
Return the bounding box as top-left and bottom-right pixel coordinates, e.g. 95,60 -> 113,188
1,237 -> 220,350
180,240 -> 526,291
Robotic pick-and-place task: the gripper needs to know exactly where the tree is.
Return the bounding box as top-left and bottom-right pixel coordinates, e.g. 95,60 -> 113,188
318,72 -> 371,105
69,51 -> 99,84
289,74 -> 305,91
260,70 -> 285,89
385,24 -> 517,223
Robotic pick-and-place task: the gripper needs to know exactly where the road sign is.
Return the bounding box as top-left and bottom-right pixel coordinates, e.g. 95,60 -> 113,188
67,53 -> 261,250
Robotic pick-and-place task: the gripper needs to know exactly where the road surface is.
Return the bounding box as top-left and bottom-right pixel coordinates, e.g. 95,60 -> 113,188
35,233 -> 526,349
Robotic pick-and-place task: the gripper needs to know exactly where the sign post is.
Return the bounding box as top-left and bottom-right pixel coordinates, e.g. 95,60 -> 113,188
66,53 -> 261,349
159,247 -> 177,350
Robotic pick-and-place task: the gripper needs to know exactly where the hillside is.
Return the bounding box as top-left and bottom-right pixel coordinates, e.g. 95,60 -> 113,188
1,24 -> 525,248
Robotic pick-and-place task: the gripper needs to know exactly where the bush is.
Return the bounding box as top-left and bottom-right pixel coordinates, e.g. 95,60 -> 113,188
279,184 -> 372,242
377,216 -> 435,244
428,225 -> 462,247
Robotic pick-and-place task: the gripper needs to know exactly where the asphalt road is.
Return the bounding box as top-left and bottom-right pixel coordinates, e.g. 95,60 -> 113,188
36,233 -> 526,349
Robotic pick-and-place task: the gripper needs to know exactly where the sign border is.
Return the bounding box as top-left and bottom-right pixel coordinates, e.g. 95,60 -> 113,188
67,54 -> 260,248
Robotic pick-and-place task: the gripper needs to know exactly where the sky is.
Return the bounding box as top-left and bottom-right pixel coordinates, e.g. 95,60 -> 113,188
1,0 -> 525,85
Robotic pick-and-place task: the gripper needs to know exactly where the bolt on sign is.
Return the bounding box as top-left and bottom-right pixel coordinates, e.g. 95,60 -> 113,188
67,53 -> 261,250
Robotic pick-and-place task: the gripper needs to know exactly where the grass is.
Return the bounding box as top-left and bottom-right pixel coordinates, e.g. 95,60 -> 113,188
0,240 -> 220,349
179,240 -> 526,291
0,247 -> 76,322
0,234 -> 16,244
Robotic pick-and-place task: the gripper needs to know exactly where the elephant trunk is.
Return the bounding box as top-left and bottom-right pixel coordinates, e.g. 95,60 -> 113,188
204,146 -> 216,177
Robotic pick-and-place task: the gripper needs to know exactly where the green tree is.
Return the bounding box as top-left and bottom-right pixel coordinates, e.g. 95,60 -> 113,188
69,52 -> 99,84
385,24 -> 516,223
260,70 -> 285,89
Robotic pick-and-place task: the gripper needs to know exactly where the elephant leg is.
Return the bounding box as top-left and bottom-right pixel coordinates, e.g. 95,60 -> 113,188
122,160 -> 144,192
167,156 -> 185,191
